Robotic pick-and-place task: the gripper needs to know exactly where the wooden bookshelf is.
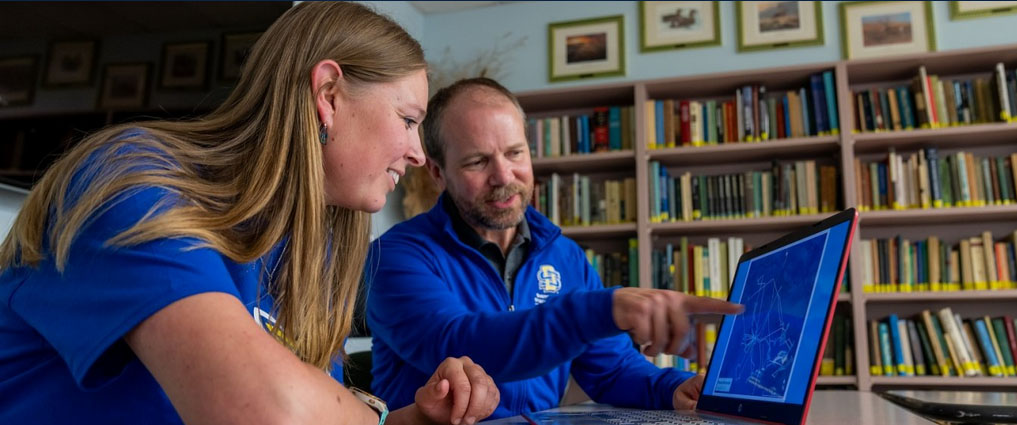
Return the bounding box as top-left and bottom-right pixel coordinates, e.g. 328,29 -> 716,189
532,150 -> 635,174
515,42 -> 1017,391
650,213 -> 835,236
817,376 -> 857,386
859,204 -> 1017,226
869,376 -> 1017,387
647,135 -> 839,166
560,223 -> 636,239
862,289 -> 1017,303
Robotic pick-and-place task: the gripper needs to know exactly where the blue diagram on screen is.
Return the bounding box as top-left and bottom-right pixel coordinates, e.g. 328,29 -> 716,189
713,232 -> 828,400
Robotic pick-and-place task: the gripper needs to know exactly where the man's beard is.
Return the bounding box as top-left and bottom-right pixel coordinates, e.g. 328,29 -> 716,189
453,183 -> 532,230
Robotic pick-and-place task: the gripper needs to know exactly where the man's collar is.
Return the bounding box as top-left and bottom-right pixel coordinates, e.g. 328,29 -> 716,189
441,193 -> 531,251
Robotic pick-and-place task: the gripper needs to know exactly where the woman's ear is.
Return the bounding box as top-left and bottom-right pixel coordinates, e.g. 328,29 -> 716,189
311,59 -> 344,128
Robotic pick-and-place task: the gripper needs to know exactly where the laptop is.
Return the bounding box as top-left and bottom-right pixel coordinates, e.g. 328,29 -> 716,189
881,390 -> 1017,424
524,208 -> 858,425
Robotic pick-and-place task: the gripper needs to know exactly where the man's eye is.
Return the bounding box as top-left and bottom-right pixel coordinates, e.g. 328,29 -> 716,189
403,117 -> 417,128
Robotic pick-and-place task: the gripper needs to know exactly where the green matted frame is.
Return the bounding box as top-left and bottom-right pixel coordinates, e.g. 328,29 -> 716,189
638,1 -> 721,53
839,1 -> 936,60
949,1 -> 1017,20
548,15 -> 625,83
736,1 -> 824,52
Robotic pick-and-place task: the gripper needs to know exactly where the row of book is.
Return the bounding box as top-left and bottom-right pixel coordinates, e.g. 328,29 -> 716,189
820,315 -> 856,377
650,237 -> 748,300
584,240 -> 638,289
854,150 -> 1016,211
645,70 -> 840,148
853,64 -> 1017,133
525,106 -> 635,158
860,230 -> 1017,293
533,174 -> 637,227
869,309 -> 1017,378
649,160 -> 839,222
653,322 -> 718,374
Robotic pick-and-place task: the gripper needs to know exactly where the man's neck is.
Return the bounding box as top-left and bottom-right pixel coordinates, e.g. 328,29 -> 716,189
469,223 -> 516,255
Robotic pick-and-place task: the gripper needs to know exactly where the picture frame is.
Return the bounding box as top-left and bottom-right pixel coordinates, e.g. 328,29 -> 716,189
548,15 -> 625,83
840,1 -> 935,60
639,1 -> 720,52
736,1 -> 823,52
44,40 -> 97,87
220,32 -> 262,81
949,1 -> 1017,20
160,41 -> 210,89
0,56 -> 38,108
98,62 -> 150,110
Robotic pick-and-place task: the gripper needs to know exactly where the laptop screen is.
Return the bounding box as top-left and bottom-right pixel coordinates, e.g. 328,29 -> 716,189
701,217 -> 853,407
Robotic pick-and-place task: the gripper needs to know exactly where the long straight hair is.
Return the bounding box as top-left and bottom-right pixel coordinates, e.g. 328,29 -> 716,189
0,2 -> 425,370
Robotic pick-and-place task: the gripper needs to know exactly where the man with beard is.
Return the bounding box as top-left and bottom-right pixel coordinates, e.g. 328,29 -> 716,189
365,78 -> 742,420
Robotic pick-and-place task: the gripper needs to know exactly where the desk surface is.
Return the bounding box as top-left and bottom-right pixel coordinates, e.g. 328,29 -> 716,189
481,390 -> 935,424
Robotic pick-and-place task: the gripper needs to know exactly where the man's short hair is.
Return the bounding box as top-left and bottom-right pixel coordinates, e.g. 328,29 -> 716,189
422,77 -> 525,168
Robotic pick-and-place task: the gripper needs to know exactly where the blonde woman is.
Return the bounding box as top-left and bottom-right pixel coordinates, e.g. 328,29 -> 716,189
0,3 -> 498,425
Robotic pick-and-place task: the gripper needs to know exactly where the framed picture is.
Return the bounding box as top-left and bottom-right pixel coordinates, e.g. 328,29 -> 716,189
639,1 -> 720,52
840,1 -> 935,60
98,63 -> 150,110
950,1 -> 1017,20
548,15 -> 625,83
45,40 -> 97,87
0,56 -> 38,107
220,32 -> 262,81
160,41 -> 210,89
736,1 -> 823,52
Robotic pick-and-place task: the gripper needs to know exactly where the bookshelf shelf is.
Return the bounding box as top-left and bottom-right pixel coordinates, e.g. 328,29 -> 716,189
560,223 -> 637,239
647,135 -> 839,166
532,150 -> 636,174
869,376 -> 1017,387
859,204 -> 1017,227
852,122 -> 1017,153
514,42 -> 1017,392
649,213 -> 836,236
816,376 -> 856,385
862,289 -> 1017,303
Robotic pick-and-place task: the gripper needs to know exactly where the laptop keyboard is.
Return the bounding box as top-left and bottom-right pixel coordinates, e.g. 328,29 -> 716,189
584,411 -> 729,425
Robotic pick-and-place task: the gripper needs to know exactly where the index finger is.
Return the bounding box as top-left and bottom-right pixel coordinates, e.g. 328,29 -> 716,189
447,362 -> 473,423
682,296 -> 744,315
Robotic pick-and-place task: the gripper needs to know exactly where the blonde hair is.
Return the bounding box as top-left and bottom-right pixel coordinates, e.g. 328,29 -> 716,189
0,1 -> 425,370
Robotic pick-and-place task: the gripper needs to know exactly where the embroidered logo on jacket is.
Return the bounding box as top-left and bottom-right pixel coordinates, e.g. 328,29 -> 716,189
536,264 -> 562,294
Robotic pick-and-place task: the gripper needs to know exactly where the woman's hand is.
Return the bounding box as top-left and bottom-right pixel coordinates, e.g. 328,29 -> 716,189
414,356 -> 499,425
672,373 -> 704,411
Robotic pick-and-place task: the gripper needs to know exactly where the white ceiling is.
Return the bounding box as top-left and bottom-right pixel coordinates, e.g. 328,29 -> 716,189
409,1 -> 518,15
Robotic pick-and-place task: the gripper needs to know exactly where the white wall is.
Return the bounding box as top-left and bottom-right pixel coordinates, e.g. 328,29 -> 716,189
0,184 -> 28,242
421,1 -> 1017,93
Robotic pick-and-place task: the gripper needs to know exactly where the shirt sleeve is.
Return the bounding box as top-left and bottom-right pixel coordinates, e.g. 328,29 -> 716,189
366,235 -> 623,382
9,184 -> 240,389
568,248 -> 693,410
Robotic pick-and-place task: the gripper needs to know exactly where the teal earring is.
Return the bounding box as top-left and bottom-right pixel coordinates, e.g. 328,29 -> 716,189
319,123 -> 328,145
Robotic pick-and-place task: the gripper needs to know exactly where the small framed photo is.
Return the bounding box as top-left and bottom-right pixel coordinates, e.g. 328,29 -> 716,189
0,56 -> 38,107
45,40 -> 97,87
639,1 -> 720,52
548,15 -> 625,83
160,41 -> 210,89
737,1 -> 824,52
950,1 -> 1017,20
840,1 -> 935,60
98,63 -> 150,110
220,32 -> 262,81
0,55 -> 37,107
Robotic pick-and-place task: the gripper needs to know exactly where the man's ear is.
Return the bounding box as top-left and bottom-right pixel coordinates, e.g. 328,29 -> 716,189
425,158 -> 447,192
311,59 -> 344,127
